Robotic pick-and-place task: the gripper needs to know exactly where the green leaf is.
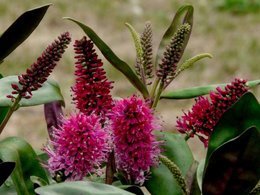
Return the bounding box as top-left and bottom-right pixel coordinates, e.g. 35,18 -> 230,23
0,137 -> 49,195
145,131 -> 194,195
0,162 -> 15,186
64,17 -> 149,98
35,181 -> 135,195
176,53 -> 212,74
0,76 -> 64,107
125,23 -> 143,59
203,92 -> 260,194
0,107 -> 9,125
155,5 -> 193,66
161,80 -> 260,99
203,127 -> 260,194
0,4 -> 51,62
206,92 -> 260,165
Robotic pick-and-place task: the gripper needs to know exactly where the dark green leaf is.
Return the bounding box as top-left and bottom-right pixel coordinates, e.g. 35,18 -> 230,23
35,181 -> 134,195
145,131 -> 194,195
203,127 -> 260,195
0,137 -> 49,195
0,162 -> 15,186
0,76 -> 64,107
0,4 -> 51,62
155,5 -> 193,66
0,74 -> 3,79
65,17 -> 149,98
0,107 -> 9,125
161,80 -> 260,99
206,92 -> 260,165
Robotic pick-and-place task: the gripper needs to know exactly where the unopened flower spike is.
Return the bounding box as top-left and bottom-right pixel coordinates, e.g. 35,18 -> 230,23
157,23 -> 191,86
110,95 -> 161,185
140,21 -> 154,84
7,32 -> 71,100
44,113 -> 110,181
72,36 -> 113,120
176,78 -> 248,147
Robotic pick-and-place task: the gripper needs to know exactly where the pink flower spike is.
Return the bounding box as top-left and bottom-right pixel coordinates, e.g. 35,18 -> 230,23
110,95 -> 160,185
44,113 -> 110,181
176,78 -> 248,147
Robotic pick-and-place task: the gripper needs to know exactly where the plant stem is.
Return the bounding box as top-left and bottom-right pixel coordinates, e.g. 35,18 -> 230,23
152,81 -> 164,109
0,95 -> 21,135
150,77 -> 160,104
105,150 -> 116,185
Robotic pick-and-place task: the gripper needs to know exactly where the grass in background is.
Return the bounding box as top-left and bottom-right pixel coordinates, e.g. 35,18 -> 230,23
0,0 -> 259,159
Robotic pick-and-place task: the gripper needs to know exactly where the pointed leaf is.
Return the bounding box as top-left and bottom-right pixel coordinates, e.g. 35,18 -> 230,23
203,92 -> 260,194
203,127 -> 260,194
206,92 -> 260,166
35,181 -> 134,195
65,17 -> 149,98
161,80 -> 260,99
145,131 -> 194,195
0,4 -> 51,62
155,5 -> 193,66
0,162 -> 15,186
0,137 -> 49,195
0,76 -> 64,107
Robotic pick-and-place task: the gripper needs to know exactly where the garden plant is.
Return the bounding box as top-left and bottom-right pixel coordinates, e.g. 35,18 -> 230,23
0,3 -> 259,195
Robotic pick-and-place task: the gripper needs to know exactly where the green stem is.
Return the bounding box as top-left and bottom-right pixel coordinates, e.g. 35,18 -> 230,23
150,77 -> 160,103
152,80 -> 164,109
159,154 -> 189,195
0,95 -> 21,135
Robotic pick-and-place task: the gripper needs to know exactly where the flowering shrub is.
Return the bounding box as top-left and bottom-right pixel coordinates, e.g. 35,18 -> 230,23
0,4 -> 259,195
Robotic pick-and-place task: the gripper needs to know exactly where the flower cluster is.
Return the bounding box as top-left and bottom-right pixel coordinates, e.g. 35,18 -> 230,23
72,36 -> 113,120
110,95 -> 160,185
45,113 -> 110,181
7,32 -> 71,99
176,78 -> 248,147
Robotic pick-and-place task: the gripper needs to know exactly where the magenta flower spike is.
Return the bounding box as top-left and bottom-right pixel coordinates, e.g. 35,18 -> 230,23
176,78 -> 248,147
72,36 -> 113,120
110,95 -> 160,185
44,113 -> 110,181
7,32 -> 71,99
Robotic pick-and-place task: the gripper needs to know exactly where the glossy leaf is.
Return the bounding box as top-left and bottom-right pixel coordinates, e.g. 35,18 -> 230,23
0,76 -> 64,107
203,127 -> 260,194
206,92 -> 260,165
0,137 -> 49,195
35,181 -> 134,195
0,162 -> 15,186
0,4 -> 51,62
145,131 -> 194,195
155,5 -> 193,66
161,80 -> 260,99
65,17 -> 149,98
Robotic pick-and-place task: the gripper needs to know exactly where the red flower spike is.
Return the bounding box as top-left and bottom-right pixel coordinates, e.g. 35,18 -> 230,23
72,36 -> 113,120
176,78 -> 248,147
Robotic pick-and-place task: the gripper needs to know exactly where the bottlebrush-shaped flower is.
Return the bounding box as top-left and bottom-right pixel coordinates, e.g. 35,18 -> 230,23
157,24 -> 191,86
44,113 -> 110,181
110,95 -> 160,185
72,36 -> 113,119
176,78 -> 248,147
7,32 -> 71,99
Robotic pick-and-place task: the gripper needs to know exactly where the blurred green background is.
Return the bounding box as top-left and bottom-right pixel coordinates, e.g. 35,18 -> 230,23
0,0 -> 259,159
